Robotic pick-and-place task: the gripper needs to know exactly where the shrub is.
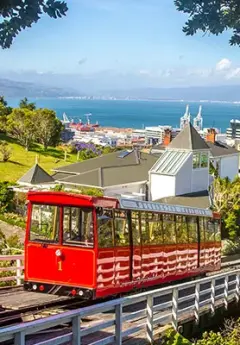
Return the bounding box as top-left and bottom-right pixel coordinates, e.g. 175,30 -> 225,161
0,212 -> 26,228
0,141 -> 12,162
222,239 -> 240,256
0,181 -> 15,212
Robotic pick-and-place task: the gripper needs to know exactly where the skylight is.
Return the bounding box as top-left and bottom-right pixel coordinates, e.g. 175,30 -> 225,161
118,150 -> 133,158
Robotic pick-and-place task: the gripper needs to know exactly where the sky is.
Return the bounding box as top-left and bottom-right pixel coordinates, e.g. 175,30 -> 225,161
1,0 -> 240,91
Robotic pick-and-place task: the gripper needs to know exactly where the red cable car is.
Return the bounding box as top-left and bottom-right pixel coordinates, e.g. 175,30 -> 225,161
24,191 -> 221,299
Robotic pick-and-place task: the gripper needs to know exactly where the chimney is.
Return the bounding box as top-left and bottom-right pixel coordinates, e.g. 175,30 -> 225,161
206,128 -> 216,143
163,128 -> 172,146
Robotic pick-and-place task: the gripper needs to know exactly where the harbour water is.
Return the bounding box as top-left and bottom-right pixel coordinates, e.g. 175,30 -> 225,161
7,98 -> 240,131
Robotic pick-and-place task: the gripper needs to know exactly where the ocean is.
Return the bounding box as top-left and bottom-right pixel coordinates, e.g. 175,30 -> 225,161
7,98 -> 240,132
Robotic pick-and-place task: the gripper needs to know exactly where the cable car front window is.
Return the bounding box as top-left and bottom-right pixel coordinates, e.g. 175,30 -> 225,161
30,204 -> 60,243
63,207 -> 94,247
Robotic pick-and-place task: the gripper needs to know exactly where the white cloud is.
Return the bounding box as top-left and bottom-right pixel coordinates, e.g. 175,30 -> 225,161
216,58 -> 232,71
226,68 -> 240,80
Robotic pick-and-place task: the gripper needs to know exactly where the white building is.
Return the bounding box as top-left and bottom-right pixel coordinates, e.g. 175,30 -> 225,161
149,123 -> 210,201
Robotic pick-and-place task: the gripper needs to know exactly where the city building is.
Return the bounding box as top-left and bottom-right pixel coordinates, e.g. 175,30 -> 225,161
226,119 -> 240,141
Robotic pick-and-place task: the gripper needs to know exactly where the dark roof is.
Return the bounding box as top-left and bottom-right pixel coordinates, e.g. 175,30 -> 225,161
18,164 -> 54,185
157,190 -> 210,209
168,123 -> 209,151
54,151 -> 159,187
54,150 -> 144,174
207,141 -> 239,157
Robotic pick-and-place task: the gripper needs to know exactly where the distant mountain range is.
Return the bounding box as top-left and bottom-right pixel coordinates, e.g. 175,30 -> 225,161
104,85 -> 240,102
0,78 -> 80,98
1,76 -> 240,102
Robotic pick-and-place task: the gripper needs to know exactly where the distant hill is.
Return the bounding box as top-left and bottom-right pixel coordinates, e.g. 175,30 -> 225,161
0,78 -> 80,98
105,85 -> 240,102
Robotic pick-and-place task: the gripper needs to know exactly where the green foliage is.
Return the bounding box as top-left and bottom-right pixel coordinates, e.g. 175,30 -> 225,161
211,176 -> 240,240
164,329 -> 192,345
6,108 -> 36,150
0,140 -> 11,161
79,187 -> 104,197
0,96 -> 12,117
0,1 -> 68,49
0,181 -> 14,212
0,212 -> 26,228
51,184 -> 65,192
175,0 -> 240,47
222,239 -> 240,256
34,108 -> 63,150
19,97 -> 36,111
196,318 -> 240,345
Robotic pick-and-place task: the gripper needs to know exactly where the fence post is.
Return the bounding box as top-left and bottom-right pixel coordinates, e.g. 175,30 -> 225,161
172,288 -> 178,331
115,303 -> 122,345
224,275 -> 229,310
14,331 -> 25,345
16,259 -> 22,286
235,274 -> 240,303
194,282 -> 200,324
146,295 -> 154,344
72,315 -> 81,345
210,279 -> 215,315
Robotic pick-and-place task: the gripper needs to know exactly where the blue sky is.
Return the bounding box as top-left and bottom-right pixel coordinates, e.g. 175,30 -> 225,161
1,0 -> 240,90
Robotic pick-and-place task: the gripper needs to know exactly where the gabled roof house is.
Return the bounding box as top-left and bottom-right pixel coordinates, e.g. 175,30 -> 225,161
149,123 -> 211,203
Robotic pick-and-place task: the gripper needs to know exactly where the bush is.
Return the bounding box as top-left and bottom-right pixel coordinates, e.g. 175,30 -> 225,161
0,141 -> 12,162
0,181 -> 15,212
163,329 -> 192,345
0,212 -> 26,228
222,239 -> 240,256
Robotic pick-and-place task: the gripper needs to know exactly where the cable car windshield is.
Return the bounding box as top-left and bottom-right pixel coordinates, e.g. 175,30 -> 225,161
30,204 -> 60,243
29,204 -> 94,247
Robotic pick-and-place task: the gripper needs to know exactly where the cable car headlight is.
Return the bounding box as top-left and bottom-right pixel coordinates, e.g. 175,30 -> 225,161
33,284 -> 37,291
55,249 -> 62,257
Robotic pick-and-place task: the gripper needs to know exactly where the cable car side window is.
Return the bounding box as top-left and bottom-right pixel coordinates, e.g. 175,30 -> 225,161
30,204 -> 60,243
63,207 -> 93,247
131,211 -> 141,245
114,210 -> 129,246
187,216 -> 198,243
163,214 -> 176,244
176,215 -> 188,244
97,209 -> 114,248
206,219 -> 215,242
149,213 -> 164,245
214,219 -> 221,242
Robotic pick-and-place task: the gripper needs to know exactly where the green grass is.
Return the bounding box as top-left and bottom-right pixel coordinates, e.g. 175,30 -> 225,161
0,134 -> 78,182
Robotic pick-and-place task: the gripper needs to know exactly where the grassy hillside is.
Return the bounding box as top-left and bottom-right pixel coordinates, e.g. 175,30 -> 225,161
0,134 -> 77,182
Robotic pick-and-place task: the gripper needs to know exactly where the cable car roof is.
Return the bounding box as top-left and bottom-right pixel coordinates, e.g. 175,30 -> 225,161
119,198 -> 213,217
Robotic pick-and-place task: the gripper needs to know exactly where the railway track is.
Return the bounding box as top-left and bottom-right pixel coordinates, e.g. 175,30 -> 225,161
0,257 -> 239,329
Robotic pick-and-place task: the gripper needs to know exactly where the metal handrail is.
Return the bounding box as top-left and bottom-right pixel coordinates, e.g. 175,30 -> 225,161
0,268 -> 239,345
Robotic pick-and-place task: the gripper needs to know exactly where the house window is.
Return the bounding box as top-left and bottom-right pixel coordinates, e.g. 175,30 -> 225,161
193,152 -> 208,169
193,153 -> 200,169
200,153 -> 208,168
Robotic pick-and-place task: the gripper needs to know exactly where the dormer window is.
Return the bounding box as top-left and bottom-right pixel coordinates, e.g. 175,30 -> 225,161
193,152 -> 208,169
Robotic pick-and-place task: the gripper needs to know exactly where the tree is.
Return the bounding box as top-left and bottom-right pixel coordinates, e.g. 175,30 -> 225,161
19,97 -> 36,111
0,96 -> 12,117
211,176 -> 240,239
6,108 -> 35,150
34,108 -> 63,150
0,141 -> 11,162
175,0 -> 240,46
0,181 -> 14,212
0,1 -> 68,49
